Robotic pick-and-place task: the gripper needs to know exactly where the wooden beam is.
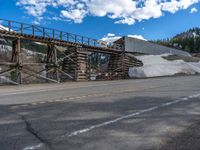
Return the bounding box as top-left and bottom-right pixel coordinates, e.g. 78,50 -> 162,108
0,68 -> 16,76
22,68 -> 59,83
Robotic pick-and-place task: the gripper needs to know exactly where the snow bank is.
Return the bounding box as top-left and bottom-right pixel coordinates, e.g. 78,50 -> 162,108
129,54 -> 200,78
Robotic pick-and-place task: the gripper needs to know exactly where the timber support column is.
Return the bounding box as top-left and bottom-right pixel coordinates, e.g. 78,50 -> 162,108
122,49 -> 126,79
108,53 -> 121,80
108,52 -> 126,80
53,44 -> 60,82
62,46 -> 76,81
75,47 -> 88,81
11,38 -> 23,84
46,44 -> 60,83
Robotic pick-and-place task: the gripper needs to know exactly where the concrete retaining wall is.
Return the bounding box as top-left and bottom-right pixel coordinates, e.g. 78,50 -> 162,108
124,37 -> 191,57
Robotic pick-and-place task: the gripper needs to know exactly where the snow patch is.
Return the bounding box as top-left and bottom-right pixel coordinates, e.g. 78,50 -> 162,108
0,44 -> 45,56
0,44 -> 12,52
100,33 -> 147,43
0,76 -> 18,85
0,25 -> 9,31
129,54 -> 200,78
0,25 -> 14,31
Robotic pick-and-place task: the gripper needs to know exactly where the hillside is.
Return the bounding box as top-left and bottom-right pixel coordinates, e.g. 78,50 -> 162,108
155,27 -> 200,53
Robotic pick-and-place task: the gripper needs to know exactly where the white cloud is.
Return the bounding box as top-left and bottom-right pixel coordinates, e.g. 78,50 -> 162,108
132,0 -> 162,21
101,33 -> 121,43
32,20 -> 40,25
16,0 -> 47,17
127,35 -> 147,41
190,7 -> 198,13
161,0 -> 199,13
88,0 -> 136,17
61,9 -> 87,23
100,33 -> 147,43
115,18 -> 136,25
16,0 -> 200,25
107,33 -> 116,37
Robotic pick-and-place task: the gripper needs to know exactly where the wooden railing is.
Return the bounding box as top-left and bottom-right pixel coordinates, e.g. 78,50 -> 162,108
0,18 -> 123,50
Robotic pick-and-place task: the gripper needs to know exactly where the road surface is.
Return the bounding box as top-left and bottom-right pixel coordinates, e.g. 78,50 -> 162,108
0,76 -> 200,150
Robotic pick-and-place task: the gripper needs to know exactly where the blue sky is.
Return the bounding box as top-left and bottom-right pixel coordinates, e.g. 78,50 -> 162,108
0,0 -> 200,41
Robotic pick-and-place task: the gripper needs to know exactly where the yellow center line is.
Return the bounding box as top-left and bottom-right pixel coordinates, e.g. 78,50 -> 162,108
8,88 -> 153,110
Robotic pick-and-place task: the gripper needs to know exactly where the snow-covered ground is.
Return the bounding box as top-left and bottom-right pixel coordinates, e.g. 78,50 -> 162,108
0,67 -> 11,84
0,44 -> 46,57
129,54 -> 200,78
0,44 -> 12,52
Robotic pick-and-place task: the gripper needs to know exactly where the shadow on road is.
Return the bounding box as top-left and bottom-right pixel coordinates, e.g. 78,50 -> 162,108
150,120 -> 200,150
0,96 -> 200,150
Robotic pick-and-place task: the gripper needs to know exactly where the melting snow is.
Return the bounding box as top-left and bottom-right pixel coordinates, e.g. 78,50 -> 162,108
129,54 -> 200,78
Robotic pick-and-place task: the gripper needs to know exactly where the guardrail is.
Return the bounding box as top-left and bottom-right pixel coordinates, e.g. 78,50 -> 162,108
0,18 -> 123,51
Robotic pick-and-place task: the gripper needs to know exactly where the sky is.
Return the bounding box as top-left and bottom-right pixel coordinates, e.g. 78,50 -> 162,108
0,0 -> 200,41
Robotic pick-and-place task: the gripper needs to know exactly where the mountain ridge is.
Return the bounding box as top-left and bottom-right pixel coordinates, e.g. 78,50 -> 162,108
155,27 -> 200,53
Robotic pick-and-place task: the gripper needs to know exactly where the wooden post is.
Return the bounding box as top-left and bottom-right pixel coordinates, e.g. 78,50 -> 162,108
62,46 -> 76,81
88,52 -> 92,80
46,44 -> 60,83
11,38 -> 23,84
53,45 -> 60,82
122,50 -> 126,79
46,44 -> 51,80
75,47 -> 88,81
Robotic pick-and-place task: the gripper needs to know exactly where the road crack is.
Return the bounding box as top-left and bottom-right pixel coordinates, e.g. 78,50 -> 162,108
18,114 -> 53,150
8,107 -> 53,150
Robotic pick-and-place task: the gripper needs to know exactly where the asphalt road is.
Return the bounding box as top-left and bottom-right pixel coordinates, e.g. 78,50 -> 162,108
0,76 -> 200,150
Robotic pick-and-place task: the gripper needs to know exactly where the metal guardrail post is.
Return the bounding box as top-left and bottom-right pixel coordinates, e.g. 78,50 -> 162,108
20,23 -> 23,34
60,31 -> 63,40
43,27 -> 45,37
32,25 -> 35,36
8,21 -> 11,32
88,38 -> 90,46
75,35 -> 77,43
52,29 -> 55,39
67,33 -> 69,41
82,36 -> 84,44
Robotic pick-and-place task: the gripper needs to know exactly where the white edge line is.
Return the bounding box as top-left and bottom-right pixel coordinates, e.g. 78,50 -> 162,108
23,143 -> 43,150
67,93 -> 200,137
22,93 -> 200,149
